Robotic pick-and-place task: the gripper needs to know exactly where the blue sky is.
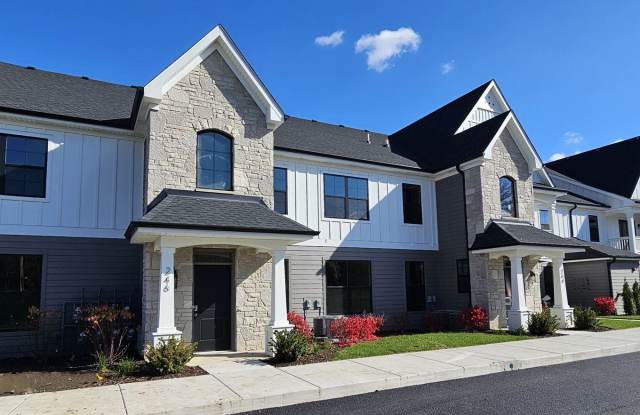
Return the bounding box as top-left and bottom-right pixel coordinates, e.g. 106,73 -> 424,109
3,1 -> 639,161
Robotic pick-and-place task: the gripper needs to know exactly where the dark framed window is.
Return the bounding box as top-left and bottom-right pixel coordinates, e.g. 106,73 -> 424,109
323,174 -> 369,220
274,167 -> 287,214
405,261 -> 425,311
196,131 -> 232,190
0,254 -> 43,331
325,260 -> 371,315
588,215 -> 600,242
619,220 -> 629,238
0,135 -> 47,198
499,176 -> 517,217
456,259 -> 470,294
402,184 -> 422,224
539,209 -> 550,231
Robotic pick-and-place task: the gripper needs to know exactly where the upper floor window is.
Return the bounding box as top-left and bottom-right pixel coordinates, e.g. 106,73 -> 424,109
539,209 -> 550,231
323,174 -> 369,220
499,176 -> 517,217
1,135 -> 47,198
588,215 -> 600,242
402,184 -> 422,224
196,131 -> 232,191
274,167 -> 287,214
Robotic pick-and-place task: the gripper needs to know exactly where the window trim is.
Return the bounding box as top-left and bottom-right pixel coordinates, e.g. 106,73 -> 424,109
322,173 -> 370,221
324,260 -> 372,315
499,176 -> 517,218
274,167 -> 288,215
402,183 -> 423,225
405,261 -> 426,312
456,258 -> 471,294
0,133 -> 49,199
196,129 -> 234,191
588,215 -> 600,242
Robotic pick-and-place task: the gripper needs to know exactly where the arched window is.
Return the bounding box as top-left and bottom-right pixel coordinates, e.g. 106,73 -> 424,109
499,176 -> 516,217
197,131 -> 232,190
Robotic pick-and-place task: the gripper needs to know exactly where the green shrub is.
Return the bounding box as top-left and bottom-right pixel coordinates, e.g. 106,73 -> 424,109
622,281 -> 635,315
573,306 -> 600,330
95,352 -> 109,373
527,307 -> 560,336
116,356 -> 138,376
145,338 -> 196,375
270,329 -> 308,363
633,281 -> 640,315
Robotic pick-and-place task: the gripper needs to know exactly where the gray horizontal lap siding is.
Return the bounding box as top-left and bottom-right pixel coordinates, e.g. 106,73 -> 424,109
564,261 -> 610,309
285,246 -> 436,330
0,235 -> 142,359
610,261 -> 640,315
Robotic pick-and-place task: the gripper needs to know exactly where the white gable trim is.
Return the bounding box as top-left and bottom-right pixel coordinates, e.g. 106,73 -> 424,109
455,80 -> 509,134
144,25 -> 284,129
483,112 -> 544,172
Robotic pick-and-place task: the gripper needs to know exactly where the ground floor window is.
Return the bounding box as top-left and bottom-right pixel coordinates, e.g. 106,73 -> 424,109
405,261 -> 425,311
325,260 -> 371,315
456,259 -> 470,293
0,254 -> 43,331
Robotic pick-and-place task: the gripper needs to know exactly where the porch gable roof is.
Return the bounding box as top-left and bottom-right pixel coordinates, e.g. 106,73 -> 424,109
470,220 -> 585,252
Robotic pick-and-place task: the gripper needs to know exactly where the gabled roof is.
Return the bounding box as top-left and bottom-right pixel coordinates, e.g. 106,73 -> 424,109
274,116 -> 420,170
125,189 -> 318,239
0,61 -> 142,129
545,136 -> 640,198
565,240 -> 640,261
471,220 -> 585,251
144,25 -> 284,129
532,184 -> 610,208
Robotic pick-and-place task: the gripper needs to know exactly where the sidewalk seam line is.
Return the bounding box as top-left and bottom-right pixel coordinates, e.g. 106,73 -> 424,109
348,359 -> 405,379
7,396 -> 28,415
118,384 -> 129,415
407,352 -> 483,371
274,367 -> 323,390
209,373 -> 243,400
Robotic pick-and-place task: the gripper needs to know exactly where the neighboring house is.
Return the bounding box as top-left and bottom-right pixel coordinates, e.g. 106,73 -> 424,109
0,25 -> 626,358
531,138 -> 640,314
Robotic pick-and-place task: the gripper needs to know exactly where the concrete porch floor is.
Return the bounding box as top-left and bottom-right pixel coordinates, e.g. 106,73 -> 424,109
4,328 -> 640,415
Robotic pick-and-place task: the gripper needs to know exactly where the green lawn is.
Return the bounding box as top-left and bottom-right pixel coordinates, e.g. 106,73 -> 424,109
597,318 -> 640,330
598,315 -> 640,320
334,332 -> 533,360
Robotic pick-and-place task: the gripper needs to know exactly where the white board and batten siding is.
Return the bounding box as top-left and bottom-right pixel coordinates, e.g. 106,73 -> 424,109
0,120 -> 144,239
275,156 -> 438,251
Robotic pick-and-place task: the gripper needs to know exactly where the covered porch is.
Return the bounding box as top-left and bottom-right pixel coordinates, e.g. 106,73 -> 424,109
126,189 -> 318,353
605,208 -> 640,254
470,220 -> 585,331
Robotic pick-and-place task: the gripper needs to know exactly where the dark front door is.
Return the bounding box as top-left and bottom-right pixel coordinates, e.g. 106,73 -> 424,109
193,262 -> 232,351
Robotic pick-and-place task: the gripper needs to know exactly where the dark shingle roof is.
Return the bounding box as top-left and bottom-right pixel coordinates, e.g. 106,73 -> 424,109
565,240 -> 640,261
545,137 -> 640,198
533,184 -> 610,208
471,220 -> 585,251
0,62 -> 142,129
274,117 -> 420,170
125,189 -> 318,238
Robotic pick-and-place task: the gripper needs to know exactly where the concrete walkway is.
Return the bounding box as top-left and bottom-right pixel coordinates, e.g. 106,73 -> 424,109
4,328 -> 640,415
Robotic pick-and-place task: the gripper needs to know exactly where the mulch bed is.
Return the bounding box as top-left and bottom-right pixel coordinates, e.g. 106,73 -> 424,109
0,357 -> 207,396
268,344 -> 339,367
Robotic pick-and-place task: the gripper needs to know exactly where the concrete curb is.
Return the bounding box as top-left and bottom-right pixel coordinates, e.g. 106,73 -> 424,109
4,328 -> 640,415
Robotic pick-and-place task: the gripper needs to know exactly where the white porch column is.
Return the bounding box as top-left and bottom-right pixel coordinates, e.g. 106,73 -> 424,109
626,212 -> 638,253
507,255 -> 529,331
550,256 -> 574,328
152,247 -> 182,346
266,249 -> 293,353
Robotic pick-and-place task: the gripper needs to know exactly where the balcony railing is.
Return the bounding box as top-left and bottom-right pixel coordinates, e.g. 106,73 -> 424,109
608,237 -> 640,252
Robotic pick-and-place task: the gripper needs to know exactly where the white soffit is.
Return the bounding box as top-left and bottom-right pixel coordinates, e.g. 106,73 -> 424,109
144,25 -> 284,129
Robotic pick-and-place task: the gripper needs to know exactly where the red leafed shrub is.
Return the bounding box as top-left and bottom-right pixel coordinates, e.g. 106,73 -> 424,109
593,297 -> 616,316
460,305 -> 488,331
75,304 -> 135,365
287,311 -> 312,340
329,315 -> 384,346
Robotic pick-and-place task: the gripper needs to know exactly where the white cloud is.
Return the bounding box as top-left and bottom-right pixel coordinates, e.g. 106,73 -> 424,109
548,153 -> 567,162
355,27 -> 421,72
563,131 -> 583,145
440,60 -> 455,75
314,30 -> 345,47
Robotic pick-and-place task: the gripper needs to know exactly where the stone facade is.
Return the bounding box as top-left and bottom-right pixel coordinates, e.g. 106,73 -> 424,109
464,129 -> 542,328
141,49 -> 275,351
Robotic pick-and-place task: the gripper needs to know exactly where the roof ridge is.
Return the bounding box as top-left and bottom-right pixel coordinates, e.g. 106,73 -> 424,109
284,115 -> 388,136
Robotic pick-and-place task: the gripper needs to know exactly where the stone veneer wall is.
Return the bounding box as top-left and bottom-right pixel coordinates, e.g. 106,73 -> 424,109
141,49 -> 275,350
464,129 -> 541,328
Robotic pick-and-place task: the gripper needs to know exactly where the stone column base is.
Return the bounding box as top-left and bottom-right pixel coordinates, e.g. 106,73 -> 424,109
507,310 -> 530,332
152,328 -> 182,347
551,306 -> 574,329
265,323 -> 294,355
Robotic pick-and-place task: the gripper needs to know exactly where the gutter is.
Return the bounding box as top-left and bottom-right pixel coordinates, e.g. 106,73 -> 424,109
456,164 -> 472,307
568,202 -> 578,237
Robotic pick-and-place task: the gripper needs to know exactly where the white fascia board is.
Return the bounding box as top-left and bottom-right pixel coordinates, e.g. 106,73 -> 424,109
547,168 -> 636,205
563,257 -> 613,264
471,244 -> 584,257
432,157 -> 486,181
455,80 -> 506,134
483,113 -> 544,172
143,25 -> 283,129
